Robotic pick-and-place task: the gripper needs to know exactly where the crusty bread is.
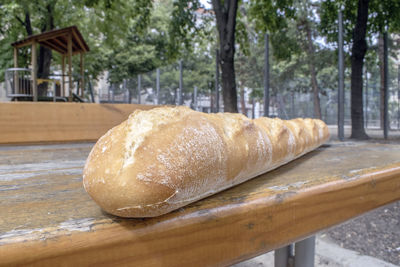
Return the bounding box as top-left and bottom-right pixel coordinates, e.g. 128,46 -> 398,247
83,106 -> 329,217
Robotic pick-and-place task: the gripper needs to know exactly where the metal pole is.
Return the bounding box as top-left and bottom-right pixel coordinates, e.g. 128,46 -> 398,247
338,10 -> 345,141
397,65 -> 400,129
365,67 -> 368,128
156,68 -> 160,105
215,49 -> 220,112
274,245 -> 290,267
193,86 -> 198,110
112,84 -> 115,103
179,60 -> 183,105
252,97 -> 255,119
138,74 -> 141,104
291,91 -> 295,119
88,79 -> 95,103
294,236 -> 315,267
383,32 -> 389,139
264,33 -> 270,117
124,79 -> 131,104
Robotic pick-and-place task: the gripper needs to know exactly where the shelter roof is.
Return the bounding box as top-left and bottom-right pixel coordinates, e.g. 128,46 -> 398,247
11,26 -> 89,54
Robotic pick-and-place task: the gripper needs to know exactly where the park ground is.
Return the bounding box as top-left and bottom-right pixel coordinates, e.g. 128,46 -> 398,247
235,126 -> 400,267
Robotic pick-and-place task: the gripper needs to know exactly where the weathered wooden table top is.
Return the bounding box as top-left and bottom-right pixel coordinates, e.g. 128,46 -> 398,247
0,141 -> 399,266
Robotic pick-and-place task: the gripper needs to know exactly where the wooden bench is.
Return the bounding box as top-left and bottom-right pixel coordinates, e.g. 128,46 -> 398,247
0,102 -> 399,266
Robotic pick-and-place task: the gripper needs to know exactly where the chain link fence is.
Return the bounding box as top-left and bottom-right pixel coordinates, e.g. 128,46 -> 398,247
97,62 -> 400,131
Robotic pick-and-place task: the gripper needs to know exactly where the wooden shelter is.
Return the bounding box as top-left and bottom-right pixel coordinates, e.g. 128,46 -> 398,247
11,26 -> 90,101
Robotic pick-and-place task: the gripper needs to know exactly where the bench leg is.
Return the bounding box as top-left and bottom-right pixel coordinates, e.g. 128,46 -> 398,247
274,245 -> 291,267
294,236 -> 315,267
274,236 -> 315,267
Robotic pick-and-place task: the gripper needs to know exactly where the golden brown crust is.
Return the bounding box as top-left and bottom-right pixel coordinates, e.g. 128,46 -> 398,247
83,106 -> 330,217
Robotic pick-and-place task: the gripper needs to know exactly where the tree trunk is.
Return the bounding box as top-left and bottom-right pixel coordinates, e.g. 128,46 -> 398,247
350,0 -> 369,139
212,0 -> 238,113
37,3 -> 55,96
378,33 -> 384,129
305,22 -> 322,119
24,11 -> 33,35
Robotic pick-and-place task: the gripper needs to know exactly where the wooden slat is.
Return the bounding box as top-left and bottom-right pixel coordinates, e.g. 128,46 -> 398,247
51,36 -> 68,50
80,53 -> 84,98
13,47 -> 19,93
71,36 -> 81,52
12,26 -> 90,53
71,29 -> 88,52
67,34 -> 73,99
31,41 -> 38,101
13,40 -> 33,48
0,102 -> 156,144
39,40 -> 65,54
0,142 -> 399,266
61,55 -> 65,96
36,28 -> 72,43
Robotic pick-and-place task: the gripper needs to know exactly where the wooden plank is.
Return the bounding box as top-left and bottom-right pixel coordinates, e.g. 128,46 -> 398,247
39,40 -> 65,54
80,53 -> 84,98
67,33 -> 73,100
13,40 -> 33,48
0,142 -> 399,266
71,28 -> 88,52
13,47 -> 19,94
0,102 -> 156,144
13,47 -> 18,68
51,36 -> 68,50
71,37 -> 80,52
71,26 -> 90,52
34,28 -> 71,43
61,55 -> 65,97
12,26 -> 89,53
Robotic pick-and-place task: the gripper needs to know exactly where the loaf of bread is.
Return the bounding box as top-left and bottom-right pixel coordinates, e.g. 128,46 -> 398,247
83,106 -> 329,217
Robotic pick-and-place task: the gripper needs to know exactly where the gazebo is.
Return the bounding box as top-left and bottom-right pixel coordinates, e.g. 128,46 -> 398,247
10,26 -> 90,101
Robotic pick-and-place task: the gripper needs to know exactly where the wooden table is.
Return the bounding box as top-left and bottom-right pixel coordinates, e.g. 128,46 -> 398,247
0,141 -> 399,266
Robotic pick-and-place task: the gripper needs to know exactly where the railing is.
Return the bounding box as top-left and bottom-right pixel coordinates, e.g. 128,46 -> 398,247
5,68 -> 32,98
5,68 -> 63,101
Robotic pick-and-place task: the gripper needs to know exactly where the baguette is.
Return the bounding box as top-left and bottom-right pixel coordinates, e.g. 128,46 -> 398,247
83,106 -> 329,217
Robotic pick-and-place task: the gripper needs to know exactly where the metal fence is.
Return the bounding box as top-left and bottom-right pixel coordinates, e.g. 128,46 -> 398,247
5,68 -> 66,101
96,63 -> 400,131
5,68 -> 33,98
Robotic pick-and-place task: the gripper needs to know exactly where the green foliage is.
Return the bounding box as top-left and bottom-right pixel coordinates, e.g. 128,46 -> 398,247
244,0 -> 337,103
249,0 -> 295,33
106,1 -> 172,82
319,0 -> 400,45
0,0 -> 154,82
168,0 -> 202,58
106,0 -> 213,84
248,0 -> 299,61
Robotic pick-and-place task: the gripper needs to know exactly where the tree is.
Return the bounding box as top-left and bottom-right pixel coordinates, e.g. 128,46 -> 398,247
107,0 -> 238,112
106,0 -> 172,83
296,0 -> 322,119
0,0 -> 149,89
211,0 -> 239,112
350,0 -> 369,139
320,0 -> 400,139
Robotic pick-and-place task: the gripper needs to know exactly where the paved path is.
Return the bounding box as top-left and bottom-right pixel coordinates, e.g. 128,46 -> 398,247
233,235 -> 398,267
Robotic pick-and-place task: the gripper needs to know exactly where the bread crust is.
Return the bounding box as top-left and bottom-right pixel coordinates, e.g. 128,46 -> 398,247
83,106 -> 330,217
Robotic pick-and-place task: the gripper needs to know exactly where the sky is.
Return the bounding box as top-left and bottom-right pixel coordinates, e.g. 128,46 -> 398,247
200,0 -> 212,9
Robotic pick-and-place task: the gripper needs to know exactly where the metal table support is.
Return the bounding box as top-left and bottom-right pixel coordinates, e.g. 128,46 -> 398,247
274,236 -> 315,267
